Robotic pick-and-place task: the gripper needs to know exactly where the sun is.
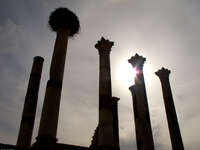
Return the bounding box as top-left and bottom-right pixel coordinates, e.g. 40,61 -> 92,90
115,58 -> 154,87
116,59 -> 138,87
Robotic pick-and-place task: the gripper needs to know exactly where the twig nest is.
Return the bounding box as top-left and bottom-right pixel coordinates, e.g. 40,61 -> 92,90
49,7 -> 80,36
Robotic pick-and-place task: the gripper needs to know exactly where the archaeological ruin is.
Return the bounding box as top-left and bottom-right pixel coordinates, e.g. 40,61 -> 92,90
0,7 -> 184,150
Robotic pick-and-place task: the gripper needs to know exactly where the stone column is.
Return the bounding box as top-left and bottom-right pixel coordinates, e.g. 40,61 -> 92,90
95,37 -> 119,150
36,29 -> 69,144
17,56 -> 44,147
155,67 -> 184,150
128,53 -> 155,150
36,8 -> 80,148
96,37 -> 113,100
111,97 -> 120,149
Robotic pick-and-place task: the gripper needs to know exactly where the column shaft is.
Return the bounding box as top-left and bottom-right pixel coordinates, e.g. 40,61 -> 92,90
50,29 -> 69,80
111,97 -> 120,149
37,29 -> 69,143
98,52 -> 114,148
131,73 -> 154,150
17,56 -> 44,147
99,53 -> 112,108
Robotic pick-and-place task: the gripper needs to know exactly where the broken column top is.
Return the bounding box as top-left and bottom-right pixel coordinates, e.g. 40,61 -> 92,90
34,56 -> 44,62
32,56 -> 44,75
95,37 -> 114,54
128,53 -> 146,70
155,67 -> 171,80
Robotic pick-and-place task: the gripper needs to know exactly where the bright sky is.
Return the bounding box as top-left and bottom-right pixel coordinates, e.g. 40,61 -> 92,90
0,1 -> 200,150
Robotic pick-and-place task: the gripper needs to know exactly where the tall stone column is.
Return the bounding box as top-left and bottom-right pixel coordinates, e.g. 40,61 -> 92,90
17,56 -> 44,147
36,8 -> 80,148
95,37 -> 120,150
128,54 -> 155,150
155,67 -> 184,150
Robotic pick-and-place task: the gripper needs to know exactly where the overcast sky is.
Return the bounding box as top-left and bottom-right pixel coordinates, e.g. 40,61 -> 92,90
0,0 -> 200,150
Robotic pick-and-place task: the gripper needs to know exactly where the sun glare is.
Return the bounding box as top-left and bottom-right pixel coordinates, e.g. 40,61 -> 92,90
116,60 -> 137,87
116,59 -> 154,87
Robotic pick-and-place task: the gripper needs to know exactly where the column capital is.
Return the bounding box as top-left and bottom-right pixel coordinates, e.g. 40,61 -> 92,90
155,67 -> 171,80
128,53 -> 146,70
95,37 -> 114,55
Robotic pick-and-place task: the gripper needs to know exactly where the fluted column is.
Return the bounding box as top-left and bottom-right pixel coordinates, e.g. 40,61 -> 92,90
155,67 -> 184,150
17,56 -> 44,147
128,54 -> 155,150
95,37 -> 119,150
36,8 -> 80,148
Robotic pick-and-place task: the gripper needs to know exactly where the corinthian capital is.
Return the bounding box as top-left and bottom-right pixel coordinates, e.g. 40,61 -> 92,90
155,67 -> 171,80
95,37 -> 114,54
128,53 -> 146,70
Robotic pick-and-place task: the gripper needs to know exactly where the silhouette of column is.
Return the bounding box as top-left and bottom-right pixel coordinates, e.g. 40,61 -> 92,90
17,56 -> 44,147
155,67 -> 184,150
111,97 -> 120,149
95,37 -> 119,150
128,54 -> 155,150
36,8 -> 80,147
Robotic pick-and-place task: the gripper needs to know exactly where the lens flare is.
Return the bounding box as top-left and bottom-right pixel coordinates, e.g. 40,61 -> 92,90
116,59 -> 154,87
116,60 -> 137,86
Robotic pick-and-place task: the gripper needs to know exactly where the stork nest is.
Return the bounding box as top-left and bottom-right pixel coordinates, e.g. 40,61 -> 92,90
49,7 -> 80,36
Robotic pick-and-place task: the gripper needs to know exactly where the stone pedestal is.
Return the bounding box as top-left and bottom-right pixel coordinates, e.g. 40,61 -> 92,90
17,56 -> 44,147
128,54 -> 154,150
155,67 -> 184,150
95,37 -> 120,150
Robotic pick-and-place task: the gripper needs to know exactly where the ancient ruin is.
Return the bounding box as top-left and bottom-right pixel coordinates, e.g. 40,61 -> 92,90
0,7 -> 184,150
